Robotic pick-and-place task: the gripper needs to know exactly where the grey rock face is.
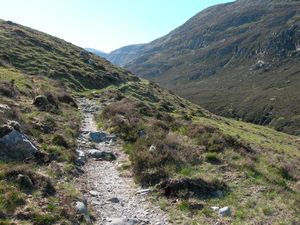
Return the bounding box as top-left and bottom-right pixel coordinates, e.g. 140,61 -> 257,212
0,129 -> 38,160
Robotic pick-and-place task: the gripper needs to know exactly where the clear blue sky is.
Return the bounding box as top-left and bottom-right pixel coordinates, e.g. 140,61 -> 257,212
0,0 -> 232,53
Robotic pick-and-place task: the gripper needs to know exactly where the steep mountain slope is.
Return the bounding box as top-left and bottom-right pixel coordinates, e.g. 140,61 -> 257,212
0,20 -> 136,91
111,0 -> 300,135
85,48 -> 108,58
1,19 -> 300,225
86,45 -> 146,67
107,44 -> 146,66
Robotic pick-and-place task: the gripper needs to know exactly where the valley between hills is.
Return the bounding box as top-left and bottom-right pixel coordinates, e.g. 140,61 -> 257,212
95,0 -> 300,136
0,1 -> 300,224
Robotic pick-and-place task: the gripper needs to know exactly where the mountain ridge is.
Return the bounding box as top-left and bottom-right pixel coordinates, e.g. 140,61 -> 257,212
103,0 -> 300,135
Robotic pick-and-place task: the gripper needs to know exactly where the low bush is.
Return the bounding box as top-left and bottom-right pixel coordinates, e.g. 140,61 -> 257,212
52,134 -> 69,148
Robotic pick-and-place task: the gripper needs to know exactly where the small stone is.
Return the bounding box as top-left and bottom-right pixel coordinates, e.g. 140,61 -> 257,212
108,218 -> 140,225
211,206 -> 220,211
74,201 -> 87,214
136,189 -> 150,195
218,206 -> 231,217
89,190 -> 99,196
138,129 -> 146,137
88,149 -> 116,161
149,145 -> 156,152
107,197 -> 120,203
75,150 -> 86,166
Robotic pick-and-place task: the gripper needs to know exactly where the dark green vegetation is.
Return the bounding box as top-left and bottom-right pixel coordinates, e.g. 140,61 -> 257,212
107,0 -> 300,136
0,18 -> 300,224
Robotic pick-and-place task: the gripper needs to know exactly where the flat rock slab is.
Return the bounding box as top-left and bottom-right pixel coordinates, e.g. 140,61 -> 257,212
88,149 -> 116,161
89,131 -> 107,143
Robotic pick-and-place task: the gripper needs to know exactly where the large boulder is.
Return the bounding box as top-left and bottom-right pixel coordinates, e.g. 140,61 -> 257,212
33,95 -> 49,111
33,94 -> 58,111
0,128 -> 38,161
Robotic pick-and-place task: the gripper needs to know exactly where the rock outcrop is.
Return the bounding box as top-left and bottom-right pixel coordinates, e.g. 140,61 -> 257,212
0,123 -> 38,161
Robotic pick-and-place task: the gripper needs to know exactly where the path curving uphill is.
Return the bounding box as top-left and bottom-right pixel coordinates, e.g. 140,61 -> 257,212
76,98 -> 170,225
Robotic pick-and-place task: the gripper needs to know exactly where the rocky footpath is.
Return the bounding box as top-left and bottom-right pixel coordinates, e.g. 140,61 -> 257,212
75,98 -> 169,225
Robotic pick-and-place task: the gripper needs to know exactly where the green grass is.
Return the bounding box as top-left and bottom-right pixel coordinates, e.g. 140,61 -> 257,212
0,67 -> 82,223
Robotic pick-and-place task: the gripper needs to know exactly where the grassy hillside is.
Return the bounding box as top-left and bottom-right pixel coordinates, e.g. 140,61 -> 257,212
88,80 -> 300,224
0,19 -> 137,224
0,19 -> 300,225
109,0 -> 300,136
0,19 -> 136,90
0,67 -> 84,224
